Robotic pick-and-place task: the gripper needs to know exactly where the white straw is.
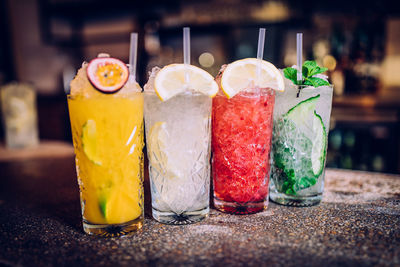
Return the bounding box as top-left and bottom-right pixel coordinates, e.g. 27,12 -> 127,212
256,28 -> 266,82
296,33 -> 303,83
183,27 -> 190,65
257,28 -> 266,60
129,32 -> 138,82
183,27 -> 190,84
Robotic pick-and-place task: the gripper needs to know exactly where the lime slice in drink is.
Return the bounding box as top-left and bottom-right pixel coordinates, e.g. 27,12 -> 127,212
99,195 -> 107,218
82,119 -> 102,165
98,187 -> 141,224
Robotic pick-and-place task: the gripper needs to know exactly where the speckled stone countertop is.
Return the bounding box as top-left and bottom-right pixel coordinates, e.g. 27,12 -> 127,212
0,154 -> 399,267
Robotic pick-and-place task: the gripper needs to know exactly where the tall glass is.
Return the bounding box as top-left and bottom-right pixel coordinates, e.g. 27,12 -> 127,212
212,87 -> 275,214
68,91 -> 144,237
270,84 -> 333,206
144,85 -> 212,225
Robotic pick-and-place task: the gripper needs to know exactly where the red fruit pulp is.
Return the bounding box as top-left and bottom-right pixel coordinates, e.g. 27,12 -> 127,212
212,88 -> 275,204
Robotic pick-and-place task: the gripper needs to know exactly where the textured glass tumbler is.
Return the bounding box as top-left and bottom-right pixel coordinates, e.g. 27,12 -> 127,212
68,93 -> 144,237
144,92 -> 211,225
212,88 -> 275,214
270,85 -> 333,206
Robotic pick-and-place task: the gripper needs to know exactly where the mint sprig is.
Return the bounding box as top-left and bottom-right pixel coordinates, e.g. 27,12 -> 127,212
283,60 -> 331,87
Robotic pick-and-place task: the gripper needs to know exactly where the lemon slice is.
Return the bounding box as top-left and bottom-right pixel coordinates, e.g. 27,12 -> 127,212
154,64 -> 218,101
147,122 -> 169,168
148,122 -> 182,179
221,58 -> 284,98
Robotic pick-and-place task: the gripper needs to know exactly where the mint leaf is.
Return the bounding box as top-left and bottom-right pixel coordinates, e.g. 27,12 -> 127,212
281,169 -> 297,195
303,61 -> 317,74
283,67 -> 297,84
309,66 -> 328,77
303,60 -> 317,69
304,77 -> 330,87
299,176 -> 317,188
302,65 -> 309,78
304,61 -> 327,77
284,61 -> 330,87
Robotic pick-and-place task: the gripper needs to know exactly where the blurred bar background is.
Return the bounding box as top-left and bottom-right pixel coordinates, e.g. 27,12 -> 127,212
0,0 -> 399,173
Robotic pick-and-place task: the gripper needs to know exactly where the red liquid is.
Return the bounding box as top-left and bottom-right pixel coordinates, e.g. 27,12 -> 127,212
212,89 -> 275,214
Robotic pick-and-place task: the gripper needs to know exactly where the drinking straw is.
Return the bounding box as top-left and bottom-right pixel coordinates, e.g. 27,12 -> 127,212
256,28 -> 266,83
183,27 -> 191,65
296,33 -> 303,84
183,27 -> 190,83
129,32 -> 138,82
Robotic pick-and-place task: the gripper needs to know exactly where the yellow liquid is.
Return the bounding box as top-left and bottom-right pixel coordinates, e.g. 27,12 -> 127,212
68,93 -> 144,225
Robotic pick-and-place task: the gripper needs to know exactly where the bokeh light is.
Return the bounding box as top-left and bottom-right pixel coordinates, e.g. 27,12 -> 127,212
198,52 -> 215,68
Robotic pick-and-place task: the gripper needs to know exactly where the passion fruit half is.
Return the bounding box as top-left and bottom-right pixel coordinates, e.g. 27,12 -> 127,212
86,57 -> 129,93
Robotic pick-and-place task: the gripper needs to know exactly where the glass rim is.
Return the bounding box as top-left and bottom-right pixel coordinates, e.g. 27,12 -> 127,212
295,84 -> 334,90
66,91 -> 142,100
142,90 -> 207,97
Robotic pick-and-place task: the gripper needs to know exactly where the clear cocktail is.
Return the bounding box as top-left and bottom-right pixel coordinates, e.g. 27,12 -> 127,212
144,65 -> 217,224
270,61 -> 333,206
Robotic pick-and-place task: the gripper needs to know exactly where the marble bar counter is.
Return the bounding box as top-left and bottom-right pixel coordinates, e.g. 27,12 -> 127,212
0,145 -> 399,266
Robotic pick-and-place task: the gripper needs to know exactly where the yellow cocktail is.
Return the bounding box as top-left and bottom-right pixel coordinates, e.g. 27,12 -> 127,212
68,55 -> 144,236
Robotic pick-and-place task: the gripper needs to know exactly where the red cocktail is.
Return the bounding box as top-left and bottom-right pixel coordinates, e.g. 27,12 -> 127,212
212,88 -> 275,214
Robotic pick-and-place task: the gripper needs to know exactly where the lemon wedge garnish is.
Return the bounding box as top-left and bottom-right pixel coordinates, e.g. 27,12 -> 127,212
154,64 -> 218,101
148,122 -> 182,180
148,122 -> 169,168
221,58 -> 285,98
